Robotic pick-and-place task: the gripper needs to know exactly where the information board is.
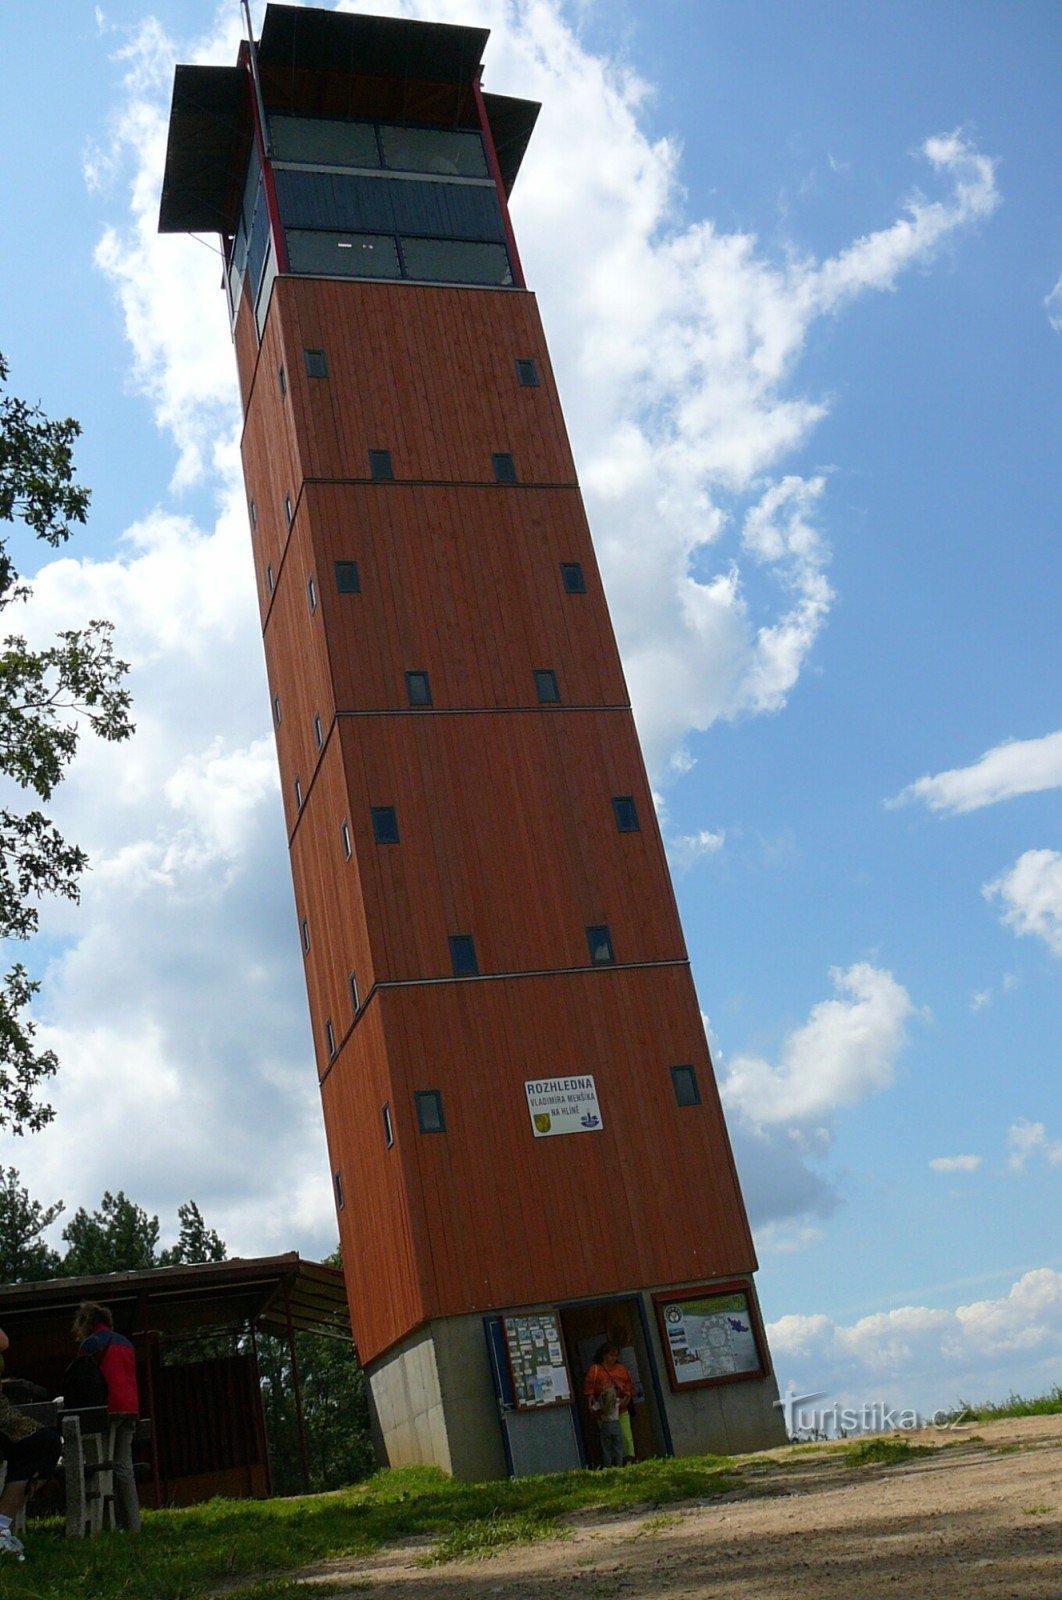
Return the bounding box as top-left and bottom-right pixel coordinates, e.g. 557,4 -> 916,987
502,1311 -> 573,1410
656,1289 -> 763,1389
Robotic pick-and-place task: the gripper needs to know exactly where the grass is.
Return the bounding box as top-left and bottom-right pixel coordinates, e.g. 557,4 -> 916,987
940,1386 -> 1062,1425
845,1438 -> 938,1467
5,1454 -> 735,1600
419,1508 -> 568,1564
8,1391 -> 1058,1599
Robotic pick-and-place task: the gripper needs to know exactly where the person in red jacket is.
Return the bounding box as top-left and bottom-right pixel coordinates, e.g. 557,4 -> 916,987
71,1303 -> 140,1533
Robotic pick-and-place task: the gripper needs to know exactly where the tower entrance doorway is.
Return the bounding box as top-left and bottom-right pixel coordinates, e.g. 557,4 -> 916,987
559,1298 -> 666,1467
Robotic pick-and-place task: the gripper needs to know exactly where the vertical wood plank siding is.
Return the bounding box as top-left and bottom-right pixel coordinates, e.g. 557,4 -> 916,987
237,276 -> 758,1368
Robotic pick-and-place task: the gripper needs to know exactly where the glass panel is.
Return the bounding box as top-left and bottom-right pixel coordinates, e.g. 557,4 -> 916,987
286,229 -> 400,279
671,1065 -> 701,1107
270,114 -> 380,169
380,124 -> 488,178
415,1091 -> 446,1134
449,935 -> 479,977
401,236 -> 512,286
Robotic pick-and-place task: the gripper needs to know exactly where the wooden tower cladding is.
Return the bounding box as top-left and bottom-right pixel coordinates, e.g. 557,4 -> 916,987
160,7 -> 775,1453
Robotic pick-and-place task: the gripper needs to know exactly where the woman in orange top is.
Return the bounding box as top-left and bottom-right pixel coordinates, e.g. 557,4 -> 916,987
584,1343 -> 635,1464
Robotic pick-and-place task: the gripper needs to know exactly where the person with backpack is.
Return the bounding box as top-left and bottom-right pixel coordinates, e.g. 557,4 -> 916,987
0,1325 -> 61,1561
71,1303 -> 141,1533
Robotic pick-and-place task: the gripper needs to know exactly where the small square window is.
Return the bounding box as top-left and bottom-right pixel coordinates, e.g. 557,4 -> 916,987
534,669 -> 560,704
285,493 -> 294,528
278,364 -> 287,398
612,796 -> 640,833
334,1170 -> 345,1210
406,671 -> 432,707
671,1064 -> 701,1107
307,575 -> 318,614
272,694 -> 281,727
335,560 -> 361,594
492,452 -> 517,485
382,1103 -> 394,1148
304,348 -> 328,378
294,777 -> 304,811
313,713 -> 323,750
249,498 -> 257,528
371,806 -> 399,844
561,562 -> 586,594
415,1090 -> 446,1134
266,563 -> 275,594
300,917 -> 310,954
349,971 -> 359,1012
515,358 -> 539,388
325,1018 -> 337,1058
449,934 -> 478,977
341,821 -> 352,861
586,924 -> 615,965
369,449 -> 394,482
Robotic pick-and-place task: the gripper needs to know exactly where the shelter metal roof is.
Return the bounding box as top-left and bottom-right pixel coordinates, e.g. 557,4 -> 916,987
159,6 -> 539,235
0,1253 -> 351,1358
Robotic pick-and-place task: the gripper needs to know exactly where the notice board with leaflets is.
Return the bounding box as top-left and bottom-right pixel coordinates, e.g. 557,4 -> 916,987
502,1311 -> 573,1410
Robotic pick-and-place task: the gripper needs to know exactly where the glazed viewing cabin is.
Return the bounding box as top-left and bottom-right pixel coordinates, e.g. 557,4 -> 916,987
159,4 -> 784,1478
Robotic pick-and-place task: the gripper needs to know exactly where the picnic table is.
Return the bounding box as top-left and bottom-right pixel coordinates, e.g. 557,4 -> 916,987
11,1401 -> 149,1538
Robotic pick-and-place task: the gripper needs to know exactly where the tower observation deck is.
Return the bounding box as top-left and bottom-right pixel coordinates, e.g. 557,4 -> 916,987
160,4 -> 783,1478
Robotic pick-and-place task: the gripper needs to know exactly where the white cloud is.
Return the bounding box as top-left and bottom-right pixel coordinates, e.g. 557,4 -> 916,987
723,963 -> 917,1128
1007,1119 -> 1062,1172
767,1268 -> 1062,1409
3,2 -> 999,1254
984,849 -> 1062,956
1045,274 -> 1062,334
890,731 -> 1062,815
928,1155 -> 982,1173
970,989 -> 991,1011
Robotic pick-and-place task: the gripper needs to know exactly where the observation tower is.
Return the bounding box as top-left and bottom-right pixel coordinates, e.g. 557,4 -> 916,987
160,3 -> 784,1478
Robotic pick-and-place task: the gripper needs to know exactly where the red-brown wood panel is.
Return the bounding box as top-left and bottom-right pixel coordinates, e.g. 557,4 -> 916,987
262,517 -> 339,839
331,711 -> 684,983
291,482 -> 629,714
288,737 -> 378,1074
232,259 -> 764,1372
319,1001 -> 432,1358
334,967 -> 756,1359
266,278 -> 576,488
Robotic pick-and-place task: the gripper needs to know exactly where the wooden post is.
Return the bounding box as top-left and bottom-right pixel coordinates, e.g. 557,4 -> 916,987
283,1283 -> 311,1493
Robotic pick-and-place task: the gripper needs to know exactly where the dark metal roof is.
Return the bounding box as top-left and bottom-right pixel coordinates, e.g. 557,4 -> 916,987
158,64 -> 251,234
482,92 -> 540,198
159,7 -> 539,235
0,1253 -> 352,1353
259,4 -> 488,85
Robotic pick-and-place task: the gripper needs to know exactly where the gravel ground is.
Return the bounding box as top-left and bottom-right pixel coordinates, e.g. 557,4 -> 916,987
296,1414 -> 1062,1599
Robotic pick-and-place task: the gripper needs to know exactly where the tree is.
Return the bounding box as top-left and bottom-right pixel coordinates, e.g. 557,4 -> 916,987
158,1200 -> 227,1266
60,1190 -> 160,1277
257,1250 -> 375,1493
0,1166 -> 63,1282
0,350 -> 133,1134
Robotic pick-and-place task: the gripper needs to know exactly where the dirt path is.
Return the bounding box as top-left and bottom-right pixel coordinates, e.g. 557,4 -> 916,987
299,1415 -> 1061,1599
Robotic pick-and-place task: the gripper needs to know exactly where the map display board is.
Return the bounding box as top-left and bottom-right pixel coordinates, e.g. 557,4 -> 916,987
655,1288 -> 764,1390
502,1311 -> 573,1410
524,1075 -> 602,1137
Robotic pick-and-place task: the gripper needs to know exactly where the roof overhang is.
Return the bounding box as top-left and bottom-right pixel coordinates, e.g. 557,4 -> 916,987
0,1254 -> 352,1358
158,5 -> 539,235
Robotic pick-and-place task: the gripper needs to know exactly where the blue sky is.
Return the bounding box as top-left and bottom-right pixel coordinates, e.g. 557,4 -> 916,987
1,1 -> 1059,1418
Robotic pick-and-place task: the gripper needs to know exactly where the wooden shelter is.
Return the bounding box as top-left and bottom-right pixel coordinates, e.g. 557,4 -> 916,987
0,1254 -> 349,1505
